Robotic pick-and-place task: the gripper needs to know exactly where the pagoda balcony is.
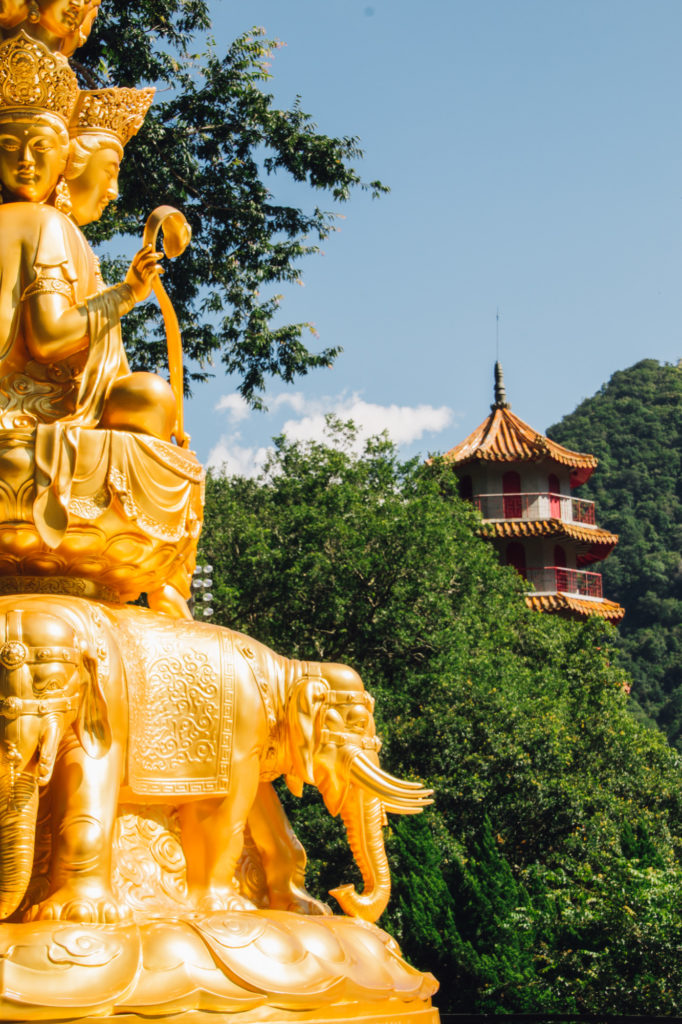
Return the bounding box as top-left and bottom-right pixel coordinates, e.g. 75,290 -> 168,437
524,566 -> 603,600
473,492 -> 596,527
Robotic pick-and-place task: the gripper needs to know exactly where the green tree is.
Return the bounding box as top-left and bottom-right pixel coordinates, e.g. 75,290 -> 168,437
75,5 -> 387,401
200,422 -> 682,1015
548,359 -> 682,744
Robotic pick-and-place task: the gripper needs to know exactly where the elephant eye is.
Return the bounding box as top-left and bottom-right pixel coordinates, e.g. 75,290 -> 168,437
33,675 -> 61,694
346,708 -> 370,730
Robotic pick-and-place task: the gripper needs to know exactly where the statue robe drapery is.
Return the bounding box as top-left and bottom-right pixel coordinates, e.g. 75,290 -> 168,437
0,202 -> 129,545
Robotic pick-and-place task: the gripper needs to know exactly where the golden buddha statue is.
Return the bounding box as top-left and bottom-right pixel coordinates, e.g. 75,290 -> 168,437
0,46 -> 173,440
0,33 -> 202,610
0,19 -> 440,1024
65,86 -> 181,443
0,0 -> 100,55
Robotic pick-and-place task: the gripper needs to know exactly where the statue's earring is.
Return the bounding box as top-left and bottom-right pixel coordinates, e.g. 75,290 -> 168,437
27,0 -> 40,24
54,176 -> 72,215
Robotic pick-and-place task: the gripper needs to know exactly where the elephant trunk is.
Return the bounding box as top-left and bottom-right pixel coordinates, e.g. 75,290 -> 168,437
329,786 -> 390,923
0,770 -> 39,919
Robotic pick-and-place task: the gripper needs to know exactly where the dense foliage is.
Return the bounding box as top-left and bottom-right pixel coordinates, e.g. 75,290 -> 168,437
548,359 -> 682,745
200,423 -> 682,1015
75,3 -> 386,401
51,8 -> 682,1012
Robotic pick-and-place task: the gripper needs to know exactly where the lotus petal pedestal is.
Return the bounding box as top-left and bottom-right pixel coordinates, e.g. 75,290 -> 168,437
0,913 -> 440,1023
0,428 -> 203,604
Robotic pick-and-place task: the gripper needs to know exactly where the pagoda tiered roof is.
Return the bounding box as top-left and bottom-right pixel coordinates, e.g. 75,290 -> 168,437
442,365 -> 597,488
526,593 -> 624,622
442,406 -> 597,488
480,519 -> 618,566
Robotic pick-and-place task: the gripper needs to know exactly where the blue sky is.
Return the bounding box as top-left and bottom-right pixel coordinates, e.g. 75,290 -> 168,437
183,1 -> 682,473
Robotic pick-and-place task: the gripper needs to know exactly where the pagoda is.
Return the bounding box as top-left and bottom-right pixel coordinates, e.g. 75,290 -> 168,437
443,363 -> 624,623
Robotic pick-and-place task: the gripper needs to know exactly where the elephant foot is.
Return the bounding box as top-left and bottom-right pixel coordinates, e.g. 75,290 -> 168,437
196,887 -> 257,914
24,882 -> 131,924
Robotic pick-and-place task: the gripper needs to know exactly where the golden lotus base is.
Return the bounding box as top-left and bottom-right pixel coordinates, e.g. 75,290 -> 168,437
0,912 -> 439,1022
0,427 -> 203,603
52,1005 -> 440,1023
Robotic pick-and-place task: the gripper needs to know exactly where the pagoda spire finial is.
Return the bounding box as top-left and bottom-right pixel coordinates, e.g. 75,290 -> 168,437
492,360 -> 510,410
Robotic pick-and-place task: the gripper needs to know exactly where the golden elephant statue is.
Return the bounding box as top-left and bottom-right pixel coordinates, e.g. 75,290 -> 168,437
0,595 -> 431,926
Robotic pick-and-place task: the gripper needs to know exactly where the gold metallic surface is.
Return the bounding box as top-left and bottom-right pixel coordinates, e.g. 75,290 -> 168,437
0,595 -> 438,1019
63,1010 -> 441,1024
0,21 -> 440,1023
70,85 -> 155,146
0,427 -> 202,601
142,206 -> 192,447
0,915 -> 439,1020
0,31 -> 78,123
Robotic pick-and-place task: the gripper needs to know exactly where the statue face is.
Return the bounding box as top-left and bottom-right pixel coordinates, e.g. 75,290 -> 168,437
59,0 -> 100,56
0,120 -> 67,203
37,0 -> 87,37
0,0 -> 28,28
68,143 -> 120,225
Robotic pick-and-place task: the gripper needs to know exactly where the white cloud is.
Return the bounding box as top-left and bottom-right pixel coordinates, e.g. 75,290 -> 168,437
206,391 -> 455,477
281,394 -> 453,448
206,438 -> 273,477
215,393 -> 250,422
271,392 -> 307,414
215,391 -> 309,422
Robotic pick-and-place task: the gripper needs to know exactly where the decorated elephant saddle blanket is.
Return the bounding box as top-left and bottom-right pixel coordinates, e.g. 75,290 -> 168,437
109,607 -> 234,796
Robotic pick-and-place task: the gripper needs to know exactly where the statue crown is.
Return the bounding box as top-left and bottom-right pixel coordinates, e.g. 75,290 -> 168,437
0,32 -> 78,125
70,87 -> 155,146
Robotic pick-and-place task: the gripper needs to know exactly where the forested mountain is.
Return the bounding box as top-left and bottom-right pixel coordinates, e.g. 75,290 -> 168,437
547,360 -> 682,744
200,424 -> 682,1015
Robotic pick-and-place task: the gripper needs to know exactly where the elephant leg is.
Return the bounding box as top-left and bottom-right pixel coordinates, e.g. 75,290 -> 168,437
179,760 -> 260,913
25,736 -> 127,923
247,782 -> 330,915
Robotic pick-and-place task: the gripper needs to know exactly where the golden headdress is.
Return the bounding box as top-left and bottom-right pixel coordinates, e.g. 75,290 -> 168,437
0,32 -> 77,129
70,87 -> 155,147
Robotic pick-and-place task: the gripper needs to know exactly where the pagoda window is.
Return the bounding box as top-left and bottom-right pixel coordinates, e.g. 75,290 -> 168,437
502,471 -> 522,519
459,475 -> 473,501
506,542 -> 527,578
548,473 -> 561,518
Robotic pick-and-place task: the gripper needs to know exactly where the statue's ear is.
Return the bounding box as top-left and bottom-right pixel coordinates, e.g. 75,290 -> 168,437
74,649 -> 112,759
286,677 -> 328,785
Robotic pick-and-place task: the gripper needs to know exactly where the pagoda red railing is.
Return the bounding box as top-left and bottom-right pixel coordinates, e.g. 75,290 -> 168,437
525,566 -> 603,599
473,492 -> 596,527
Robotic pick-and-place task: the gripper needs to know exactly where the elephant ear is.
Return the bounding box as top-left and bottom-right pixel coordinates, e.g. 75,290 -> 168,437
74,648 -> 112,759
286,677 -> 328,785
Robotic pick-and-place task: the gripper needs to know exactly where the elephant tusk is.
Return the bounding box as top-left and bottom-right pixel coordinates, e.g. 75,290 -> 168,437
349,751 -> 432,793
349,756 -> 431,799
349,753 -> 433,810
378,791 -> 433,809
381,798 -> 431,815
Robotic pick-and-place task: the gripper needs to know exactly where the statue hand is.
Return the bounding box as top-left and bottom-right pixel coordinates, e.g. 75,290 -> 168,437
125,245 -> 164,304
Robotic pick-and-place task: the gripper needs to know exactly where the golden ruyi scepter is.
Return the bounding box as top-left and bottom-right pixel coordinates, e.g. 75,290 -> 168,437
143,206 -> 192,448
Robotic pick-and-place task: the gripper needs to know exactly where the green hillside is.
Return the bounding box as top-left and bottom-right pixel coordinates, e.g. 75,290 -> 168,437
547,359 -> 682,744
200,423 -> 682,1015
